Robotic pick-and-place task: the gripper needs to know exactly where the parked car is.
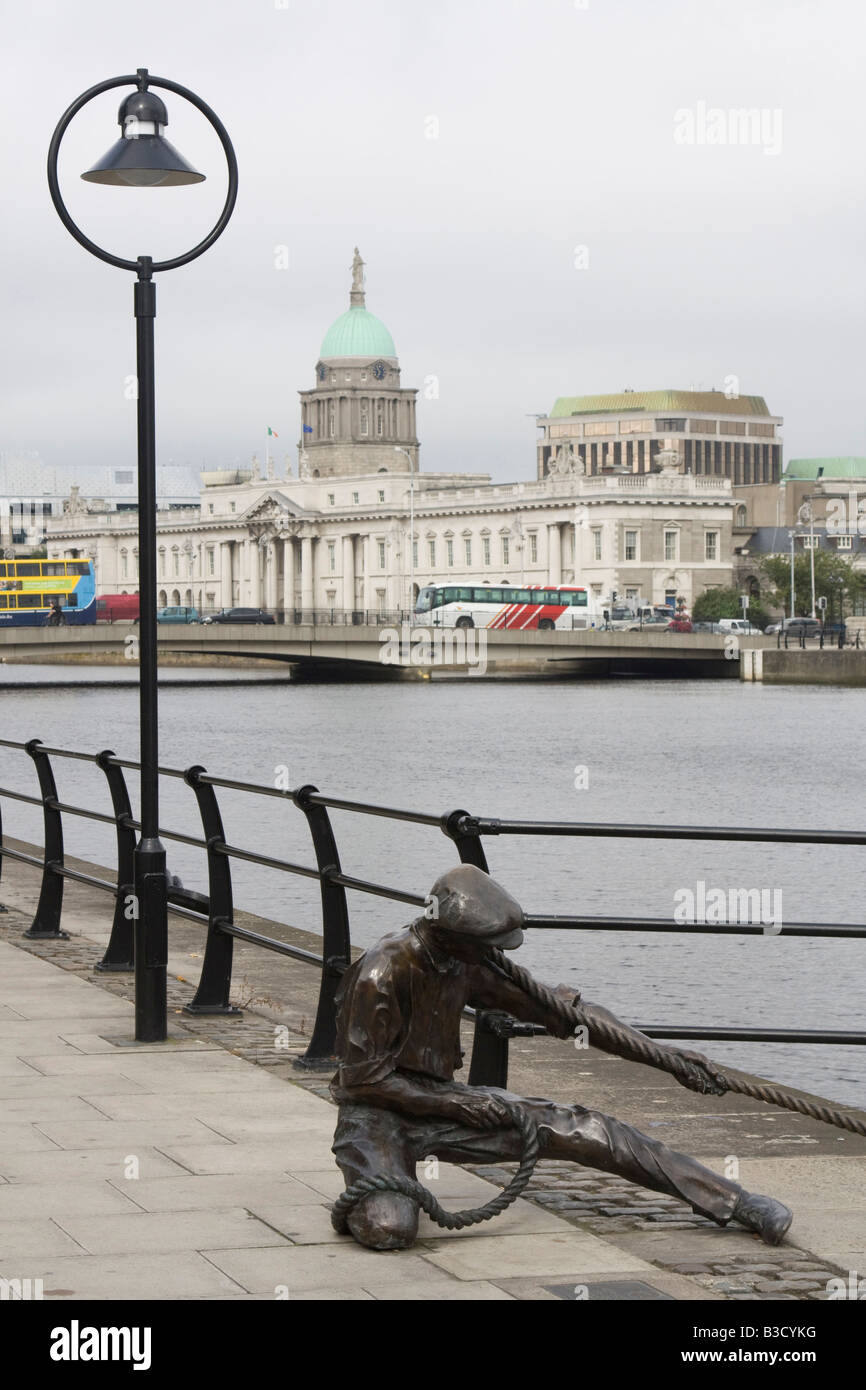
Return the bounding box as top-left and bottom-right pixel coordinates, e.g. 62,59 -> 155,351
203,607 -> 275,625
765,617 -> 821,637
156,606 -> 200,624
626,615 -> 672,630
716,618 -> 763,635
95,594 -> 139,623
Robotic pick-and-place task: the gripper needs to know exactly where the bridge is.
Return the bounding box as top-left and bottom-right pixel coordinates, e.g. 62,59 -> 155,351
0,621 -> 763,678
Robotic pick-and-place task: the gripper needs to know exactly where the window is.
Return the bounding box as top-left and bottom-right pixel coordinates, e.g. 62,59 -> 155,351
592,529 -> 602,561
208,504 -> 214,514
482,536 -> 491,566
230,502 -> 236,513
690,418 -> 717,434
664,530 -> 678,562
719,420 -> 746,436
360,412 -> 369,436
656,418 -> 686,431
120,550 -> 128,578
428,539 -> 436,567
376,402 -> 384,437
620,418 -> 652,434
207,549 -> 215,576
748,422 -> 775,437
172,550 -> 180,576
352,491 -> 359,504
114,469 -> 134,484
705,531 -> 719,561
501,536 -> 510,566
626,587 -> 638,601
446,538 -> 454,567
624,530 -> 638,561
464,538 -> 472,565
327,493 -> 335,506
836,534 -> 853,549
378,489 -> 385,502
360,372 -> 367,383
378,541 -> 386,569
329,410 -> 335,437
528,534 -> 538,563
158,548 -> 165,577
328,542 -> 336,572
802,534 -> 819,550
584,422 -> 610,436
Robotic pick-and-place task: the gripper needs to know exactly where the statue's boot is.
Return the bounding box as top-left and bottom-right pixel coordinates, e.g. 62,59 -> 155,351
731,1191 -> 793,1245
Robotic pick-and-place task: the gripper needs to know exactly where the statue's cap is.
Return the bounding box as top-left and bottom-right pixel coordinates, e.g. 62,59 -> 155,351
427,864 -> 524,949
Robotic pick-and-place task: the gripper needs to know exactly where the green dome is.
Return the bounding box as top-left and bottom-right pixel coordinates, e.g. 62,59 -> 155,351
320,304 -> 396,360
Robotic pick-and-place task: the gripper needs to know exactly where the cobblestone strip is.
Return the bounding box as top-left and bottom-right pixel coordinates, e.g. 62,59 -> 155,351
468,1159 -> 847,1299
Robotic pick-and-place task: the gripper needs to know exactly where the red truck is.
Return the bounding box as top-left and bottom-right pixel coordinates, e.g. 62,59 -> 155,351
95,594 -> 140,623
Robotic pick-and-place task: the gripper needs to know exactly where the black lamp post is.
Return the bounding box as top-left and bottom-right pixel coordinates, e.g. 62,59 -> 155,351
47,70 -> 238,1042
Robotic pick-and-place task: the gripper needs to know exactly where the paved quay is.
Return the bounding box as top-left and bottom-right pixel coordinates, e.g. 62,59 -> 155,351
1,847 -> 864,1302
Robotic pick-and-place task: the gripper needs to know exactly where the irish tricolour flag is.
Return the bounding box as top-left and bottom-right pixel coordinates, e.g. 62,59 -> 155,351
267,426 -> 278,438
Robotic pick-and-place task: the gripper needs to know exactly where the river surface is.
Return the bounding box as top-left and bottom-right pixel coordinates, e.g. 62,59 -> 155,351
0,665 -> 863,1108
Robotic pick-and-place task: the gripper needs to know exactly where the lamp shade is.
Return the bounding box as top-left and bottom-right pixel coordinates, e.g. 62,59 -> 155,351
81,88 -> 204,187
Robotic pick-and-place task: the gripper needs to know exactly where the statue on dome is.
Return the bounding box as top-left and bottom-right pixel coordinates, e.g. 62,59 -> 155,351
351,247 -> 366,294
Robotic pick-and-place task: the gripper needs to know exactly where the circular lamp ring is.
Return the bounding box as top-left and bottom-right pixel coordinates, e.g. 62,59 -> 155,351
47,72 -> 238,274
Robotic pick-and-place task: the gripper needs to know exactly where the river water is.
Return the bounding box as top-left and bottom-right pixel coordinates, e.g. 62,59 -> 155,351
0,665 -> 863,1108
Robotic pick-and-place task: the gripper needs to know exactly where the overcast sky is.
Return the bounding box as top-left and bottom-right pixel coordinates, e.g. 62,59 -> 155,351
1,0 -> 864,485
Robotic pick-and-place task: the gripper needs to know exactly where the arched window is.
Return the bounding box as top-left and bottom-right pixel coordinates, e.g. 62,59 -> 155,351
158,590 -> 167,607
171,589 -> 181,606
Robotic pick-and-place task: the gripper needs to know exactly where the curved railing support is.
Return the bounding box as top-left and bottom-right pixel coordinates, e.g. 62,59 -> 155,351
23,740 -> 67,940
291,784 -> 351,1069
94,749 -> 136,971
183,764 -> 241,1015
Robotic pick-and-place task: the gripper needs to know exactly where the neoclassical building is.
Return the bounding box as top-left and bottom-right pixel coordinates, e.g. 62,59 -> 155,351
46,256 -> 737,616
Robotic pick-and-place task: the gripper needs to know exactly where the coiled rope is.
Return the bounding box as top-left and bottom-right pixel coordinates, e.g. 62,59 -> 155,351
332,945 -> 866,1235
331,1096 -> 539,1234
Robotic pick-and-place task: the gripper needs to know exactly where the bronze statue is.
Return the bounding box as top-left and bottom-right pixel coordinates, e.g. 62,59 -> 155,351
330,865 -> 793,1251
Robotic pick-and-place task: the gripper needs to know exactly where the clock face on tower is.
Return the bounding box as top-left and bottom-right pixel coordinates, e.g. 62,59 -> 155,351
372,361 -> 386,381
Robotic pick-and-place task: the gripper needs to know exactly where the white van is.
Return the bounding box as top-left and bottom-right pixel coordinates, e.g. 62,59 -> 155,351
717,618 -> 761,635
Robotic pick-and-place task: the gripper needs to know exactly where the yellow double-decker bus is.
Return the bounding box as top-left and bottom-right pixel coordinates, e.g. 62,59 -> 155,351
0,558 -> 96,627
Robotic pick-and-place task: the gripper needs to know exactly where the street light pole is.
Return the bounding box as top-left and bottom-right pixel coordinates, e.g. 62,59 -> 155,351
48,70 -> 238,1043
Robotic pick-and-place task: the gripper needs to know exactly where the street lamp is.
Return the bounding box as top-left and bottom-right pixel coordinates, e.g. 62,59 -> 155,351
394,446 -> 416,616
47,70 -> 238,1043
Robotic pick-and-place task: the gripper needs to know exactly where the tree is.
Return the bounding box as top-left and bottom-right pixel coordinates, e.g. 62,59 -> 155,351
761,550 -> 866,626
692,585 -> 771,630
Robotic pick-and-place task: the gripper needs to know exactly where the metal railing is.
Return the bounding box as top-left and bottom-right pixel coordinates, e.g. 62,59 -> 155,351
0,736 -> 864,1087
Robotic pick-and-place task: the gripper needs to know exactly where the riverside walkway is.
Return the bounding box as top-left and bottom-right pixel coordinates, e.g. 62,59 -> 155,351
0,848 -> 864,1302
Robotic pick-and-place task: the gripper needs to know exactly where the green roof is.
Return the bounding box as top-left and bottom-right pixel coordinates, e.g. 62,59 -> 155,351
783,458 -> 866,480
550,390 -> 771,418
320,305 -> 396,360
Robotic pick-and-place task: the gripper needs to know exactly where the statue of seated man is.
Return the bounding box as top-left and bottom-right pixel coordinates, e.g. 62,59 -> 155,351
330,864 -> 793,1251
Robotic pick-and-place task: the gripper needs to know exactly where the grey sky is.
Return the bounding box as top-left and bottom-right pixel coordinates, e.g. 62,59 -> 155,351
1,0 -> 864,484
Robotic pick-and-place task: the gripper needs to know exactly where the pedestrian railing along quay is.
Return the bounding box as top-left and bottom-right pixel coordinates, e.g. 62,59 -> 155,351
0,736 -> 864,1087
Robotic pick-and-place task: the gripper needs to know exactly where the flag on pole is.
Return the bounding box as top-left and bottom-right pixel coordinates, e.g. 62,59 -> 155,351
267,426 -> 279,438
303,424 -> 313,434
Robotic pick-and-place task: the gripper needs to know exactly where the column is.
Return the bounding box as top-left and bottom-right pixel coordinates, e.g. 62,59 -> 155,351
548,523 -> 562,585
220,542 -> 232,607
265,540 -> 278,612
282,538 -> 295,618
301,535 -> 314,612
342,534 -> 355,616
359,534 -> 370,617
248,537 -> 260,608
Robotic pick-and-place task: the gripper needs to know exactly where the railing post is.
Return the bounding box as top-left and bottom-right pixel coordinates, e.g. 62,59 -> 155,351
183,764 -> 241,1015
22,739 -> 68,940
94,749 -> 136,972
291,783 -> 351,1069
441,808 -> 509,1087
